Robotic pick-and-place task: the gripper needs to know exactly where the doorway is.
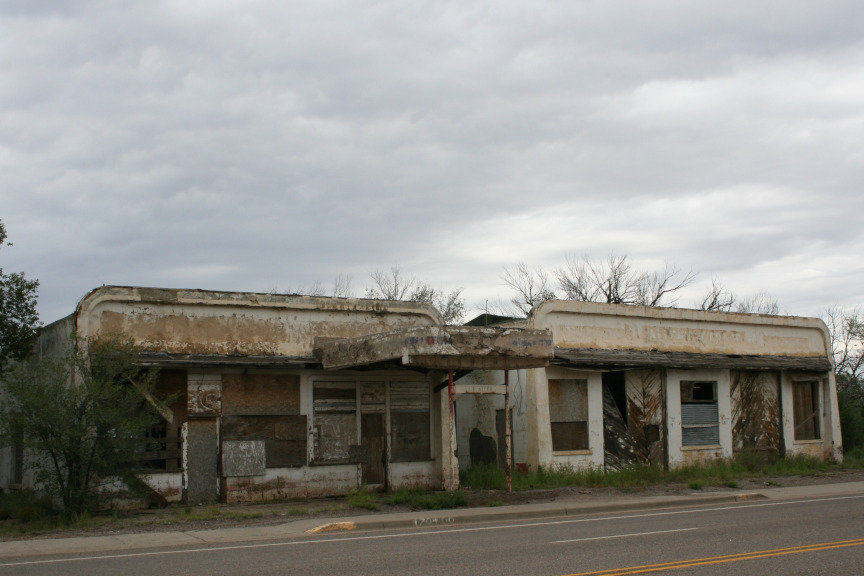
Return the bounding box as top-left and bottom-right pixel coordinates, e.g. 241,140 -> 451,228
361,413 -> 386,487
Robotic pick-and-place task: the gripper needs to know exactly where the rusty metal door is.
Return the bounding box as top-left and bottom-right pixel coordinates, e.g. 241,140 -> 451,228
361,413 -> 385,486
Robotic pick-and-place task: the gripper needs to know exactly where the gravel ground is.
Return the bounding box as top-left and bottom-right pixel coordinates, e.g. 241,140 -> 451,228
5,467 -> 864,541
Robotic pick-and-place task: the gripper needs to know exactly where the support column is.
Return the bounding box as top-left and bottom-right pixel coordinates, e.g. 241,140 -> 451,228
445,369 -> 459,490
505,370 -> 512,493
185,371 -> 222,504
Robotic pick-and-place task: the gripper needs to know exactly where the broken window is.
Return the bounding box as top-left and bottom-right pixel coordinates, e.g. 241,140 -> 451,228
313,383 -> 357,464
390,382 -> 431,462
793,380 -> 821,441
681,381 -> 719,446
549,379 -> 589,451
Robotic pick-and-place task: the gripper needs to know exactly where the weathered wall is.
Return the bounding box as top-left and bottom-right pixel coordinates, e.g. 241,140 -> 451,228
34,315 -> 75,359
74,286 -> 443,357
453,369 -> 530,472
666,368 -> 733,468
731,371 -> 782,454
530,300 -> 830,358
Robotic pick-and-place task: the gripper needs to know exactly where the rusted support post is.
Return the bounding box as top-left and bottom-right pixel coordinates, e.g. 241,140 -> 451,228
505,370 -> 512,493
448,368 -> 457,491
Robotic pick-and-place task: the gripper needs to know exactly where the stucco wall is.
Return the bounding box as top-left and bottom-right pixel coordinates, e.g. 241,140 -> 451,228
530,300 -> 830,358
73,286 -> 443,357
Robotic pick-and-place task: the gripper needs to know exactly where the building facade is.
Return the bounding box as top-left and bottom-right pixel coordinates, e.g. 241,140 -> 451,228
0,286 -> 842,504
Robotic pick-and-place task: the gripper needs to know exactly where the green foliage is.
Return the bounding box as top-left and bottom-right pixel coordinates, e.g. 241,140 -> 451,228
382,486 -> 468,510
462,454 -> 838,493
838,386 -> 864,452
460,463 -> 508,490
0,336 -> 165,516
842,446 -> 864,468
0,490 -> 53,522
346,485 -> 379,510
0,219 -> 40,377
408,491 -> 467,510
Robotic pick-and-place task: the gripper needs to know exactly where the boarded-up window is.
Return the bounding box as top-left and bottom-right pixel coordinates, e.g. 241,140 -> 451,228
222,415 -> 308,469
549,379 -> 589,451
222,374 -> 300,416
793,380 -> 821,441
313,384 -> 357,464
681,381 -> 719,446
390,382 -> 431,462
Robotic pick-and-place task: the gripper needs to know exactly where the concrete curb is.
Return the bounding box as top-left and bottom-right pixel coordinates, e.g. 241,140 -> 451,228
307,492 -> 766,534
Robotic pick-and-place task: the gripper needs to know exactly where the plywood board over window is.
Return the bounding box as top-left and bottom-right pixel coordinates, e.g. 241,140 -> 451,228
549,379 -> 589,451
222,374 -> 300,416
390,382 -> 431,462
222,415 -> 307,469
793,380 -> 821,441
313,383 -> 358,464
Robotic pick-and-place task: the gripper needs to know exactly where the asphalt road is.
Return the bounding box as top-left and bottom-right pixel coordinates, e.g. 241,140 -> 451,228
4,494 -> 864,576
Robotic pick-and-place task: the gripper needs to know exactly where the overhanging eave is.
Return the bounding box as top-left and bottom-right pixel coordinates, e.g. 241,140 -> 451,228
314,326 -> 553,370
553,347 -> 832,372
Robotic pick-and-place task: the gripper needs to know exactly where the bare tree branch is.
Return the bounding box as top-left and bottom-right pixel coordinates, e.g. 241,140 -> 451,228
553,254 -> 693,307
501,262 -> 557,315
697,277 -> 736,312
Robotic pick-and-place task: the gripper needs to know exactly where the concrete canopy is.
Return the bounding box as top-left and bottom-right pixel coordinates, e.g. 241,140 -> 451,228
314,326 -> 554,370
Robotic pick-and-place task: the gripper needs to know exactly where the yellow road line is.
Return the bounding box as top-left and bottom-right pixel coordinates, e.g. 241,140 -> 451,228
562,538 -> 864,576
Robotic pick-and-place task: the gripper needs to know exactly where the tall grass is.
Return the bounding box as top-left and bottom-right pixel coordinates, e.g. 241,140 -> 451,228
460,452 -> 837,491
383,487 -> 468,510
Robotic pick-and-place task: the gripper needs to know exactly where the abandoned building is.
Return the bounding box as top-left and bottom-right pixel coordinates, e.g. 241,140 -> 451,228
0,286 -> 842,504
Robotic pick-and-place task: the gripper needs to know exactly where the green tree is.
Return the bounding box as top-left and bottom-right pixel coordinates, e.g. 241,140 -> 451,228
0,219 -> 40,376
0,337 -> 164,515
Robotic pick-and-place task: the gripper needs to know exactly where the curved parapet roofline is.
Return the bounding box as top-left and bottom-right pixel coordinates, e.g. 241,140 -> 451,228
528,299 -> 833,364
73,285 -> 445,342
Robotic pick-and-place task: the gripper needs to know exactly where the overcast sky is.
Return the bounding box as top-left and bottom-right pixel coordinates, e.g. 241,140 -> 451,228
2,1 -> 863,324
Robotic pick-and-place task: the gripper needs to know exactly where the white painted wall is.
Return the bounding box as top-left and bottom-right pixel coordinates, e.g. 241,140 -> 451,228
666,369 -> 732,468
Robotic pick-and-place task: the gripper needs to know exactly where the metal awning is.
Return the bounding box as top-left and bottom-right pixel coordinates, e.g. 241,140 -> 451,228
553,347 -> 832,372
314,326 -> 554,370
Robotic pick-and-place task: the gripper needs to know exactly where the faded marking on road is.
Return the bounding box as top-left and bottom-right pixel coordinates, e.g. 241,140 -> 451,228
560,537 -> 864,576
1,494 -> 862,569
414,517 -> 454,527
553,527 -> 698,544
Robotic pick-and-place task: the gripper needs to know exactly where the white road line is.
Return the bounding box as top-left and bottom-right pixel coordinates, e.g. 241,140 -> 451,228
1,494 -> 862,569
553,527 -> 699,544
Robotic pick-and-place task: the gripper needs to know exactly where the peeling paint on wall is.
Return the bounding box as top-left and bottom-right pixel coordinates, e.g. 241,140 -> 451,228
188,374 -> 221,416
732,371 -> 782,454
626,370 -> 665,466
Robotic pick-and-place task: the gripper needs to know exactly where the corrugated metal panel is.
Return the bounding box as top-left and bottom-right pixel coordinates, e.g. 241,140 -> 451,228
390,382 -> 429,412
682,403 -> 719,425
682,402 -> 720,446
682,426 -> 720,446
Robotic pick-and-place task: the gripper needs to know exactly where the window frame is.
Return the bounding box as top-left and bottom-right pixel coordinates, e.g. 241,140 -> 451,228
680,380 -> 720,447
548,378 -> 590,452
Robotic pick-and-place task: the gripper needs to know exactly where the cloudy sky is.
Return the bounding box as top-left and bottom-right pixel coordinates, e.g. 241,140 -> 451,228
2,0 -> 863,323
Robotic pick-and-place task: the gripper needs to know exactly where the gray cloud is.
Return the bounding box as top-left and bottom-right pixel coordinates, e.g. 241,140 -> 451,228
2,0 -> 863,322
